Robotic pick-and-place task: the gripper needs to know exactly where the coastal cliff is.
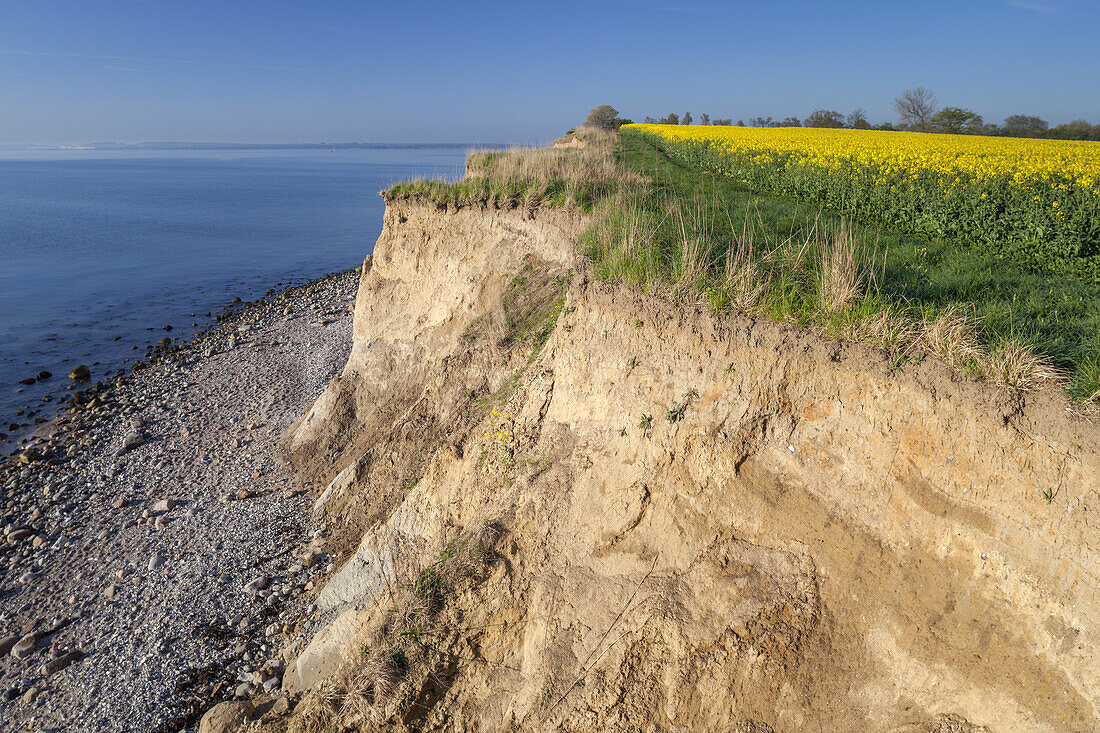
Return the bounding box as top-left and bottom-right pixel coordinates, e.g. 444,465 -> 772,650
268,197 -> 1100,732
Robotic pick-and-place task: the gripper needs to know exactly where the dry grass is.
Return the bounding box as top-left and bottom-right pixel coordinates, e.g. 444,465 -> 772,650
296,521 -> 500,729
388,128 -> 644,212
817,221 -> 863,313
722,223 -> 766,311
989,340 -> 1066,389
325,654 -> 398,725
843,308 -> 919,349
917,306 -> 987,371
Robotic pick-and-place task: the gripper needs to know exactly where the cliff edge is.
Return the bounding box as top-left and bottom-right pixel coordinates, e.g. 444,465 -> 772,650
265,197 -> 1099,733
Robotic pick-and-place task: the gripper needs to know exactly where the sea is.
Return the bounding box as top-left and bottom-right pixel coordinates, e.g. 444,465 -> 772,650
0,146 -> 471,445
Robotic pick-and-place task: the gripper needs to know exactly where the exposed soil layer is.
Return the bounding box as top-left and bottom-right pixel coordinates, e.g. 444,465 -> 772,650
272,201 -> 1100,733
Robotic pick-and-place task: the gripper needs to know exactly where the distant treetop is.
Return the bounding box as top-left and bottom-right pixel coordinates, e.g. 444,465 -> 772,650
586,105 -> 630,131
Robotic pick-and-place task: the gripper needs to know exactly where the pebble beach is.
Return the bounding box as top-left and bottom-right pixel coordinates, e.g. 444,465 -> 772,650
0,268 -> 359,732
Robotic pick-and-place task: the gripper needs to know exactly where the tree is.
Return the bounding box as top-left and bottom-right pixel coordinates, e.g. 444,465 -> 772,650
1003,115 -> 1048,138
804,109 -> 846,128
682,112 -> 693,125
749,116 -> 774,127
930,107 -> 984,134
586,104 -> 620,130
1048,119 -> 1100,141
712,118 -> 733,126
643,116 -> 657,124
779,116 -> 802,127
736,120 -> 746,126
846,107 -> 871,129
659,112 -> 680,125
700,113 -> 710,125
894,87 -> 937,131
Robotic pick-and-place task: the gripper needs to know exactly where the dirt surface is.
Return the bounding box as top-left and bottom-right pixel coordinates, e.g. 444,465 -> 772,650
270,201 -> 1099,733
0,270 -> 358,732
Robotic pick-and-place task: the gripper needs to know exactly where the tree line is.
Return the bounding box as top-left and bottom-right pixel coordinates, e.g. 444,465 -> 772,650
587,94 -> 1100,141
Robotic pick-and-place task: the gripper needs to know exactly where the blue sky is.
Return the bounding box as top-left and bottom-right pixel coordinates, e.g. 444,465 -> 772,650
1,0 -> 1097,144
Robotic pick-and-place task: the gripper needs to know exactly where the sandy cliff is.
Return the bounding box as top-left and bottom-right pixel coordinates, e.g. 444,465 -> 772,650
271,198 -> 1100,733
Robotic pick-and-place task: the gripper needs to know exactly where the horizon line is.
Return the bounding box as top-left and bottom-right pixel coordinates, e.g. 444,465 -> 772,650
0,141 -> 512,151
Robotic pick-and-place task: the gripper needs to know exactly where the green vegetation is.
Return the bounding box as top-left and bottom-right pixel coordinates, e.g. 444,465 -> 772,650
586,104 -> 631,130
636,87 -> 1100,140
625,125 -> 1100,283
578,130 -> 1100,400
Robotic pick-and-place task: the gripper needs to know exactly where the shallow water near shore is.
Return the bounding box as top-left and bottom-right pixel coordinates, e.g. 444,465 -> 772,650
0,147 -> 468,441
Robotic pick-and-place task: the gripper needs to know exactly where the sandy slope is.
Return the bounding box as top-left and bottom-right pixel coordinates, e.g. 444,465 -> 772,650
269,200 -> 1099,733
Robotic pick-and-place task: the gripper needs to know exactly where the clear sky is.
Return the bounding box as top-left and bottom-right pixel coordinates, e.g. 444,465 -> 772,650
1,0 -> 1097,144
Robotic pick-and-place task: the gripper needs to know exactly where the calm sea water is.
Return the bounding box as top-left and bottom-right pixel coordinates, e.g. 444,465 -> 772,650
0,147 -> 469,442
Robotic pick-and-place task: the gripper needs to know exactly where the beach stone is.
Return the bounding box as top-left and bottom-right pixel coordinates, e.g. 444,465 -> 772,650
42,649 -> 83,676
36,371 -> 52,381
7,528 -> 32,544
151,499 -> 176,513
148,554 -> 166,571
200,700 -> 254,733
12,632 -> 42,660
234,682 -> 252,699
68,365 -> 90,381
121,432 -> 145,452
22,685 -> 40,704
243,576 -> 268,595
0,634 -> 18,656
104,583 -> 119,599
20,377 -> 36,386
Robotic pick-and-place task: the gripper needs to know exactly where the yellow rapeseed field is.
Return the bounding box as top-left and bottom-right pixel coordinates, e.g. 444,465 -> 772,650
624,124 -> 1100,281
628,124 -> 1099,189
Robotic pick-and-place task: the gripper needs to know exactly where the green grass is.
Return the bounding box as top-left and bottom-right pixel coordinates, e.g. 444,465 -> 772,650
582,130 -> 1100,400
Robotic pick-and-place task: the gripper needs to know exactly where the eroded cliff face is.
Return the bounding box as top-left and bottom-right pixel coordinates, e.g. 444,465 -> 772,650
277,200 -> 1100,733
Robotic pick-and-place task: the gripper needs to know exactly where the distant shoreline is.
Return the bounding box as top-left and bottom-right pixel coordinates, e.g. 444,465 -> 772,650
0,141 -> 502,152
